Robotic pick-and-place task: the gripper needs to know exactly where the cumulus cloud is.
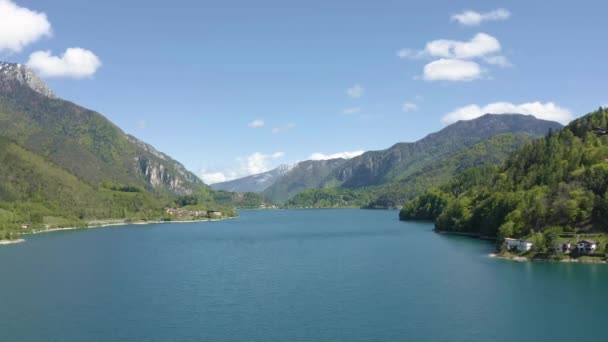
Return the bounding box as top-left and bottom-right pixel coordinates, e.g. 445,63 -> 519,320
200,151 -> 286,184
27,47 -> 102,78
309,150 -> 365,161
451,9 -> 511,26
272,123 -> 296,134
346,84 -> 364,98
424,33 -> 501,60
0,0 -> 51,53
398,33 -> 510,81
200,172 -> 229,184
402,102 -> 418,112
442,101 -> 573,125
248,119 -> 265,128
423,58 -> 482,81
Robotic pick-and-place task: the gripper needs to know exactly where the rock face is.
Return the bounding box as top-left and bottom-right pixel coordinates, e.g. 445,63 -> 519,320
128,135 -> 204,195
262,158 -> 349,204
211,164 -> 294,193
232,114 -> 563,203
0,62 -> 55,98
0,61 -> 206,196
322,114 -> 563,188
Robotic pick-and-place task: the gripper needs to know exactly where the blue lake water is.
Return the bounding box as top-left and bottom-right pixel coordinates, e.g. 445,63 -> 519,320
1,209 -> 607,342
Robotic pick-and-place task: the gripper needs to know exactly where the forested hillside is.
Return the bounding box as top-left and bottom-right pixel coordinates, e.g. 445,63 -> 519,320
287,133 -> 537,208
401,108 -> 608,244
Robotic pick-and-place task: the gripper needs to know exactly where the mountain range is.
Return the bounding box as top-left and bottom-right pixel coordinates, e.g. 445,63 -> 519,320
218,114 -> 562,205
211,164 -> 294,193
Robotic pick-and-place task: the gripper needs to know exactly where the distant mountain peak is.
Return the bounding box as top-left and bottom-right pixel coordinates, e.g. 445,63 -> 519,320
0,61 -> 56,98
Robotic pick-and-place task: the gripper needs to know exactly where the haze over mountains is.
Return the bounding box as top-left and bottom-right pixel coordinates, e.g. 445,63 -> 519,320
216,114 -> 563,205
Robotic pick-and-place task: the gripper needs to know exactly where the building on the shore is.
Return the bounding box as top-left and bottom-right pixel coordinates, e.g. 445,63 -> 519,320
576,240 -> 598,254
505,238 -> 533,252
554,242 -> 571,253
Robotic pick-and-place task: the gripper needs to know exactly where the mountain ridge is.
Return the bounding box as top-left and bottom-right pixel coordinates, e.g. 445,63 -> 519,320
224,114 -> 562,204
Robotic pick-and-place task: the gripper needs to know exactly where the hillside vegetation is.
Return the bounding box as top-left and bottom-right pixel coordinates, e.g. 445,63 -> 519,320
400,108 -> 608,251
287,133 -> 536,208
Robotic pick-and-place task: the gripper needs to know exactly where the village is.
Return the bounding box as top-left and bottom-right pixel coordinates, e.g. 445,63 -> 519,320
164,208 -> 224,221
502,236 -> 607,262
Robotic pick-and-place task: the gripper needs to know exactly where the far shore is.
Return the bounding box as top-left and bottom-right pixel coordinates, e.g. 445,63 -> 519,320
0,216 -> 236,246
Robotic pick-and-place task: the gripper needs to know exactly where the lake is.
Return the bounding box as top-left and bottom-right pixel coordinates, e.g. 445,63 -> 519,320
1,209 -> 607,341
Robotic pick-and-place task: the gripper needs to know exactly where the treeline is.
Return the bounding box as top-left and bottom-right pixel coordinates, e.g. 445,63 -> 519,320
400,108 -> 608,241
286,187 -> 379,208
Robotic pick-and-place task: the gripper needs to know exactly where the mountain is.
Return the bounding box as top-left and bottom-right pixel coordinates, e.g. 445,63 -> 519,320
252,114 -> 562,204
320,114 -> 563,189
287,133 -> 538,208
0,62 -> 205,196
262,158 -> 349,203
211,164 -> 294,193
0,136 -> 164,237
0,62 -> 238,239
400,107 -> 608,248
365,132 -> 538,208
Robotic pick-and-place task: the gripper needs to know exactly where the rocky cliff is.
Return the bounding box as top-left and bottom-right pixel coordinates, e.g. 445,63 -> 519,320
0,61 -> 206,196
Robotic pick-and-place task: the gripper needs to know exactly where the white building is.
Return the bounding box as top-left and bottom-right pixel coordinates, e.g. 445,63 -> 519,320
576,240 -> 598,254
505,238 -> 534,252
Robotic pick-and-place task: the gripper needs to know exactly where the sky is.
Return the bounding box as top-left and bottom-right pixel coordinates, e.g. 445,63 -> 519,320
1,0 -> 608,183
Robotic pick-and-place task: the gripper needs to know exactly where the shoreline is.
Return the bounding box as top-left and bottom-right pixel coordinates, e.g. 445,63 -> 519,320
434,229 -> 607,265
1,216 -> 237,246
0,238 -> 25,245
489,253 -> 608,264
434,229 -> 496,241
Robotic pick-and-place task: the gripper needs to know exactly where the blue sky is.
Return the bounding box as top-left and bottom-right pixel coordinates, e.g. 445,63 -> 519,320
1,0 -> 608,183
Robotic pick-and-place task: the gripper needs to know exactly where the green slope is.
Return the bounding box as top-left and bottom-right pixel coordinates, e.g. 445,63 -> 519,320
400,108 -> 608,249
264,114 -> 561,204
0,137 -> 164,237
287,133 -> 537,208
0,63 -> 206,197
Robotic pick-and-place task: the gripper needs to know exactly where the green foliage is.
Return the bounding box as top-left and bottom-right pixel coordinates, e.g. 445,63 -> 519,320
401,108 -> 608,238
289,133 -> 536,209
286,187 -> 378,208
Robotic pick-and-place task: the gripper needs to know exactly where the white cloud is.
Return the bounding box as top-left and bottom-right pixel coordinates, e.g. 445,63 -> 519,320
442,101 -> 573,125
399,33 -> 502,60
27,47 -> 101,78
342,107 -> 361,115
200,172 -> 229,184
200,151 -> 286,184
272,123 -> 296,134
425,33 -> 501,59
248,119 -> 265,128
423,58 -> 482,81
309,150 -> 365,161
346,84 -> 364,98
398,33 -> 509,81
451,9 -> 511,26
0,0 -> 51,53
402,102 -> 418,112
